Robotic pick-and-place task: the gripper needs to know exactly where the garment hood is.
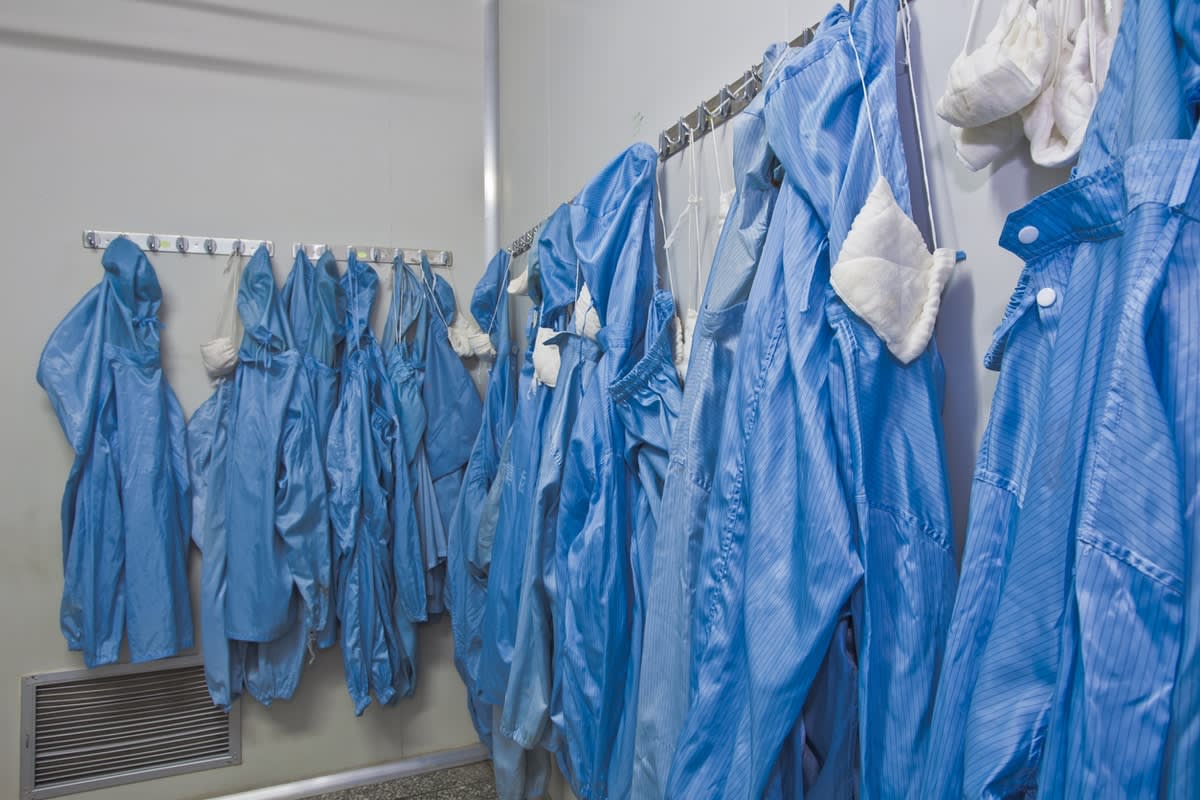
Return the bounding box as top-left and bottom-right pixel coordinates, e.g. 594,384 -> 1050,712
237,244 -> 295,355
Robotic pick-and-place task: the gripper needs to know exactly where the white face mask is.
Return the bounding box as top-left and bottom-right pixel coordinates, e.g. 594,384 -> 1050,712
1022,0 -> 1124,167
447,314 -> 496,359
200,336 -> 240,379
838,2 -> 954,363
951,113 -> 1025,171
937,0 -> 1056,129
831,178 -> 956,364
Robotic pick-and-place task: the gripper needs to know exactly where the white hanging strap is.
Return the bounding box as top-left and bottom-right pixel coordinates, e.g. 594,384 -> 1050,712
900,0 -> 940,249
763,48 -> 789,87
688,127 -> 703,303
710,121 -> 728,201
961,0 -> 987,55
656,164 -> 679,305
1087,0 -> 1098,84
659,157 -> 701,310
848,24 -> 885,177
423,267 -> 456,337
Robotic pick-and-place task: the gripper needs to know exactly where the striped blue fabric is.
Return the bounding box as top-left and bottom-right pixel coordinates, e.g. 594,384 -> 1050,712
480,207 -> 577,800
923,0 -> 1200,796
665,2 -> 955,797
631,40 -> 802,800
553,143 -> 679,800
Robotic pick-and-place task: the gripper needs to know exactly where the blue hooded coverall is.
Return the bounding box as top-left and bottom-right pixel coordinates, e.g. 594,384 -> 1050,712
327,255 -> 418,713
189,245 -> 331,707
448,248 -> 519,746
38,236 -> 193,668
282,249 -> 345,649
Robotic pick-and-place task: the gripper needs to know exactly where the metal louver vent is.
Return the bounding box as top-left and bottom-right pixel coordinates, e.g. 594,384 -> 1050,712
20,655 -> 241,799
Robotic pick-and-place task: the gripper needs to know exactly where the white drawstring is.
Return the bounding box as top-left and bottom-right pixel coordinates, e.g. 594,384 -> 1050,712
422,259 -> 455,335
848,21 -> 884,177
656,164 -> 679,306
961,0 -> 987,56
900,0 -> 940,249
688,128 -> 703,305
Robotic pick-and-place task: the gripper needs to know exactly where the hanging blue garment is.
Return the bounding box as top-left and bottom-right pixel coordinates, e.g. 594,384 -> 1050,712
494,210 -> 608,797
667,3 -> 956,797
327,255 -> 416,714
38,237 -> 193,668
190,260 -> 295,708
281,249 -> 345,650
448,249 -> 519,746
553,143 -> 675,800
631,41 -> 801,800
190,378 -> 241,708
481,206 -> 576,800
923,0 -> 1200,796
478,210 -> 567,713
605,287 -> 682,800
383,258 -> 440,620
419,256 -> 484,613
224,244 -> 331,644
500,328 -> 602,761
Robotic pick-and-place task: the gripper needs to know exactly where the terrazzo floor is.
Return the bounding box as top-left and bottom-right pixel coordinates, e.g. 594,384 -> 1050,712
306,761 -> 497,800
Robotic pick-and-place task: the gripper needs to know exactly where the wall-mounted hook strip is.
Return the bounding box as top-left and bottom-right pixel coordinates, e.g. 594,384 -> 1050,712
506,223 -> 541,257
292,243 -> 454,269
655,0 -> 908,161
82,230 -> 274,257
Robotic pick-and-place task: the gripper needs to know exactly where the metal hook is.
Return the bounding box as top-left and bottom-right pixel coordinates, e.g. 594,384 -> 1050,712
231,239 -> 243,256
146,235 -> 159,252
733,70 -> 754,101
678,115 -> 695,144
708,87 -> 733,123
84,230 -> 98,248
204,238 -> 217,255
175,236 -> 188,253
660,120 -> 684,158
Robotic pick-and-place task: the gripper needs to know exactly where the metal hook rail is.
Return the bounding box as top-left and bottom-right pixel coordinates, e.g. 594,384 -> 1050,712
657,22 -> 822,161
83,230 -> 274,257
503,0 -> 911,253
506,224 -> 540,258
293,243 -> 453,269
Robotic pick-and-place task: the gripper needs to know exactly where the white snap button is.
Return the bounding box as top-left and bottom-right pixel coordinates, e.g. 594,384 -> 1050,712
1018,225 -> 1040,245
1036,287 -> 1057,308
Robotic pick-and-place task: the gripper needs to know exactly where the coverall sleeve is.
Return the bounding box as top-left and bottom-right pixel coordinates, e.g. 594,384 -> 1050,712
37,289 -> 105,454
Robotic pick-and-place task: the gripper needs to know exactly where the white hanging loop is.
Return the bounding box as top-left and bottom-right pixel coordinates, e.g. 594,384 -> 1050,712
900,0 -> 940,249
848,23 -> 885,176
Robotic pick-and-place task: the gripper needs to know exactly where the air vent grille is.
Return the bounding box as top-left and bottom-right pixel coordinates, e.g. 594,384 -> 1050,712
21,656 -> 241,799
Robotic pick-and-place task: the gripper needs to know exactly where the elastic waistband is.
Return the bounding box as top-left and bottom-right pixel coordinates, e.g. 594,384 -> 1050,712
610,291 -> 678,403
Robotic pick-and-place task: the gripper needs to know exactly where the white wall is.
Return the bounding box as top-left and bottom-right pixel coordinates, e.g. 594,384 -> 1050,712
496,4 -> 1068,795
0,2 -> 487,798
